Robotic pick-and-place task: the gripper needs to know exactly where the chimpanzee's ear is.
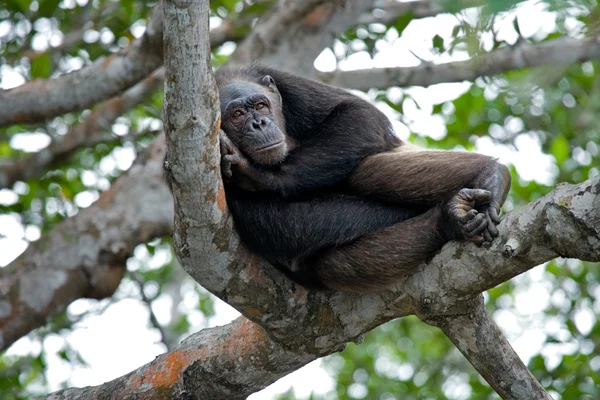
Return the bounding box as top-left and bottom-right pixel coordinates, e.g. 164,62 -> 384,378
261,75 -> 277,91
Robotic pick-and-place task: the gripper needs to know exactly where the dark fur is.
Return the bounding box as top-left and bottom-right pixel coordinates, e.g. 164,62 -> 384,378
216,66 -> 401,196
214,65 -> 511,293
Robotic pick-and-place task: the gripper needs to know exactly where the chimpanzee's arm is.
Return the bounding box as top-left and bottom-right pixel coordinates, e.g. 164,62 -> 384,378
348,148 -> 512,242
225,189 -> 424,266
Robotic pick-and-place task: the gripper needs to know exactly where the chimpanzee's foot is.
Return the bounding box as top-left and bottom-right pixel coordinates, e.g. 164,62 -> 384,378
473,163 -> 512,241
447,188 -> 493,244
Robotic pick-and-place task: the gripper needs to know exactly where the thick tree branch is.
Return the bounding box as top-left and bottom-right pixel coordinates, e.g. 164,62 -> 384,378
165,173 -> 600,397
0,137 -> 172,352
162,0 -> 226,294
404,177 -> 600,317
0,6 -> 164,128
42,176 -> 599,398
0,69 -> 164,190
430,297 -> 552,400
317,36 -> 600,90
44,317 -> 315,400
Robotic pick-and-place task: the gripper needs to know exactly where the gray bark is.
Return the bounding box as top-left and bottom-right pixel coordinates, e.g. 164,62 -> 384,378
0,69 -> 164,190
0,6 -> 163,128
317,36 -> 600,90
0,137 -> 172,352
39,176 -> 599,399
229,0 -> 379,76
430,297 -> 552,400
45,317 -> 314,400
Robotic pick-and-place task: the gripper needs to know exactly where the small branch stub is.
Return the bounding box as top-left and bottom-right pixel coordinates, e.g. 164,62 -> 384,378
504,238 -> 520,257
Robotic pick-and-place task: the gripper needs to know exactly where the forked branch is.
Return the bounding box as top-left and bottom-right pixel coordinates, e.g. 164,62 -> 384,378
429,296 -> 552,400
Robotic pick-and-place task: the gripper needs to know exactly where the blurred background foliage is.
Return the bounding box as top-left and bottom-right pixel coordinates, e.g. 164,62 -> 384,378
0,0 -> 599,399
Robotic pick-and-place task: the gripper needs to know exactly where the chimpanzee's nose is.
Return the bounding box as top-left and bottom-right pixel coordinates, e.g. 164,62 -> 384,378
251,117 -> 267,130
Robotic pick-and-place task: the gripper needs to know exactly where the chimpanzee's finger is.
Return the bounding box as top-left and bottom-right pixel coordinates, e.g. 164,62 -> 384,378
482,226 -> 493,243
486,211 -> 499,237
463,213 -> 487,234
488,206 -> 501,224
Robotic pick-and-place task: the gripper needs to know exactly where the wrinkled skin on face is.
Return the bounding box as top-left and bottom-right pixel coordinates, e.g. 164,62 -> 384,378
220,76 -> 289,166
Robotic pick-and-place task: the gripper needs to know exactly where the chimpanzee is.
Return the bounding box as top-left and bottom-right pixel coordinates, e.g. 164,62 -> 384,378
214,65 -> 511,293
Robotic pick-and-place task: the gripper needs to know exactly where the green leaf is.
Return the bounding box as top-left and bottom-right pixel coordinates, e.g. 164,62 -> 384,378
484,0 -> 521,13
512,17 -> 521,36
37,0 -> 61,17
551,135 -> 570,165
0,142 -> 13,156
432,34 -> 444,53
393,12 -> 414,35
5,0 -> 31,13
172,315 -> 191,335
31,53 -> 52,79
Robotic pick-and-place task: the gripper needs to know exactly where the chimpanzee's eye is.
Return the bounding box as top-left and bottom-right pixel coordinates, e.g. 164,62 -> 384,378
255,102 -> 266,110
233,110 -> 243,118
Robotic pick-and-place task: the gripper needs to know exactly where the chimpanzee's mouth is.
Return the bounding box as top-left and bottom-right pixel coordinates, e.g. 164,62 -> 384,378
255,141 -> 283,153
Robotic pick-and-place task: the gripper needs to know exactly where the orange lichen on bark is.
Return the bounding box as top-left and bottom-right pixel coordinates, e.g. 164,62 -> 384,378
130,347 -> 207,390
222,319 -> 270,359
125,319 -> 269,395
216,185 -> 227,212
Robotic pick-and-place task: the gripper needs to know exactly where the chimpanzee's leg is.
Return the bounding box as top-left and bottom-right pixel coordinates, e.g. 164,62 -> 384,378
349,146 -> 511,242
304,189 -> 491,293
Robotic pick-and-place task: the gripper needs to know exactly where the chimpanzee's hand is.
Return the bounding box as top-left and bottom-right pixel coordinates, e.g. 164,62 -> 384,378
219,131 -> 268,192
219,131 -> 247,180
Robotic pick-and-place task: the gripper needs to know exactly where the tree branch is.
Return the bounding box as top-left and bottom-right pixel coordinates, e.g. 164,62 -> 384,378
0,8 -> 246,128
0,137 -> 172,352
130,271 -> 172,351
44,317 -> 315,400
357,0 -> 469,25
0,69 -> 164,190
317,36 -> 600,90
404,177 -> 600,315
162,0 -> 227,293
41,176 -> 599,398
429,296 -> 552,400
15,3 -> 121,64
0,6 -> 164,128
229,0 -> 379,76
